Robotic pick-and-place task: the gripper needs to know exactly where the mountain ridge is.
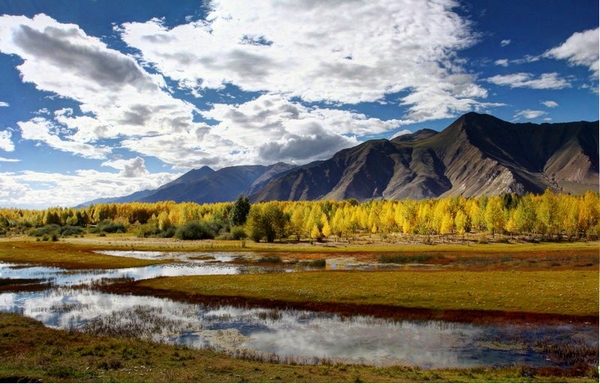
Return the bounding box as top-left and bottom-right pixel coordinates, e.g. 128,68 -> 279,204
78,113 -> 599,207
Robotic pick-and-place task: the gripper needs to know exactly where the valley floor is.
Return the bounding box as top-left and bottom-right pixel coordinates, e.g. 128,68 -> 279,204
0,235 -> 598,382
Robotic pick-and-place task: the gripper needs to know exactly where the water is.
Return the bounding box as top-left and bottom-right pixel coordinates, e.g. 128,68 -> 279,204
0,251 -> 597,369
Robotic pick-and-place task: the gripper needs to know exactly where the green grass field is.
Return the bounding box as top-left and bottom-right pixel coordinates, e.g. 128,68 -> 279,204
135,269 -> 598,317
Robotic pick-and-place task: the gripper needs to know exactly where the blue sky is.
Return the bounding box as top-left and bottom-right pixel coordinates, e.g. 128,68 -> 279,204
0,0 -> 597,209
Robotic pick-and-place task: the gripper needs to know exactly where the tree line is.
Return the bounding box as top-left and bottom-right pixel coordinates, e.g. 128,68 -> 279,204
0,190 -> 598,242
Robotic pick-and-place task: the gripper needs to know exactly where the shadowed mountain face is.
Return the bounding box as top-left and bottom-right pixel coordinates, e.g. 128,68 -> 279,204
250,113 -> 598,202
138,163 -> 297,204
80,113 -> 598,207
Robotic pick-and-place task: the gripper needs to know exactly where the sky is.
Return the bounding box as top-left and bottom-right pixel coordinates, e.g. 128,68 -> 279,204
0,0 -> 598,209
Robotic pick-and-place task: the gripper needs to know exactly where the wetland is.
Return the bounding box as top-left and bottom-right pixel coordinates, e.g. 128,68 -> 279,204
0,237 -> 598,382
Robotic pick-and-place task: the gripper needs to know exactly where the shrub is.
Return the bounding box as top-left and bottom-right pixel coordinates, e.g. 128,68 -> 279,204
59,226 -> 85,237
257,256 -> 282,264
309,259 -> 327,268
29,224 -> 60,237
378,254 -> 442,264
91,220 -> 127,234
230,226 -> 247,240
174,221 -> 215,240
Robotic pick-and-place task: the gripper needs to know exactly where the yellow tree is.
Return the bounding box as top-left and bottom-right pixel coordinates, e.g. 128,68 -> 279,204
484,196 -> 505,237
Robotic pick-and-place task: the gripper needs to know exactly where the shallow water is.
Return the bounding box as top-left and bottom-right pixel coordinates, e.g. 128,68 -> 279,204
0,251 -> 597,369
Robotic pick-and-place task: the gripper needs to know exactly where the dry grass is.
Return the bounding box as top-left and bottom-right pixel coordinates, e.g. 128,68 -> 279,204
0,238 -> 170,269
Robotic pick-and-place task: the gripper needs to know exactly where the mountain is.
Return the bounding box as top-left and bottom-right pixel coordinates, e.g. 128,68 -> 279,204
250,113 -> 599,201
80,113 -> 598,207
76,166 -> 216,207
136,163 -> 296,204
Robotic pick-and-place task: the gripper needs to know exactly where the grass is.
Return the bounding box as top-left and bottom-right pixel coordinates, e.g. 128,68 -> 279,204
0,312 -> 596,383
0,238 -> 171,269
36,233 -> 600,254
133,269 -> 599,318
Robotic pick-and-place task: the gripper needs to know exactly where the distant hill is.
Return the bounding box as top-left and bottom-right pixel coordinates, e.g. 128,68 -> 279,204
250,113 -> 598,201
80,163 -> 297,206
80,112 -> 599,206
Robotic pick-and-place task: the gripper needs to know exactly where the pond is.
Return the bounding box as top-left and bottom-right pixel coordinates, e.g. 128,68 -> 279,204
0,251 -> 597,369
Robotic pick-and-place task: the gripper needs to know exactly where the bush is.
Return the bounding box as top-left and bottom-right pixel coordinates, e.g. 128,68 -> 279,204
257,256 -> 282,264
309,259 -> 327,268
91,220 -> 127,234
230,226 -> 247,240
59,226 -> 85,237
174,221 -> 215,240
29,224 -> 60,237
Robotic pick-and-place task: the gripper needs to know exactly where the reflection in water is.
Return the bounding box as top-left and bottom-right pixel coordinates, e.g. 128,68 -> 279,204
0,253 -> 598,369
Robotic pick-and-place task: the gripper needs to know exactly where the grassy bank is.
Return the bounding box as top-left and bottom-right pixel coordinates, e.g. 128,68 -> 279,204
2,235 -> 597,269
133,269 -> 598,318
0,238 -> 170,269
0,313 -> 595,383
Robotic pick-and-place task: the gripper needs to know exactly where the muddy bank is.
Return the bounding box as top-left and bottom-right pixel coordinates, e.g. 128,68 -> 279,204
101,279 -> 598,326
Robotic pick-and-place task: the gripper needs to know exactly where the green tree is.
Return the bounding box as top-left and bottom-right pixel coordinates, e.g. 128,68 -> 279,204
246,203 -> 288,243
229,195 -> 251,226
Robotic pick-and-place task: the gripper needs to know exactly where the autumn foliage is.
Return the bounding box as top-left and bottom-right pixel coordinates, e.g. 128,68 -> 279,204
0,190 -> 598,242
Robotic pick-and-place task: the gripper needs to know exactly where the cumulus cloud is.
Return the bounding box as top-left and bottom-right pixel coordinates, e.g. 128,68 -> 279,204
514,109 -> 546,120
17,117 -> 111,159
0,129 -> 14,152
200,94 -> 404,164
500,39 -> 511,47
541,100 -> 558,108
0,169 -> 180,209
0,101 -> 9,107
121,0 -> 490,121
485,72 -> 571,89
122,94 -> 405,167
544,28 -> 599,76
101,156 -> 149,177
494,59 -> 509,67
0,13 -> 199,159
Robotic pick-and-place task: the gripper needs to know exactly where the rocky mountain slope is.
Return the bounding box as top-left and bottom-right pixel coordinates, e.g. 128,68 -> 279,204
81,112 -> 598,206
250,113 -> 598,201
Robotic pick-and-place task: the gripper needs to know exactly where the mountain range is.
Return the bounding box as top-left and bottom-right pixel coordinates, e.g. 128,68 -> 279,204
80,112 -> 599,207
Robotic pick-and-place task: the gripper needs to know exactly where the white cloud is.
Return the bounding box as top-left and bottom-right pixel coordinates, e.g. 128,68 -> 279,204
0,13 -> 201,159
494,59 -> 509,67
544,28 -> 599,76
514,110 -> 546,120
17,117 -> 110,159
0,169 -> 180,209
121,0 -> 490,121
500,39 -> 511,47
541,100 -> 558,108
390,129 -> 412,139
101,156 -> 149,178
0,101 -> 9,107
485,72 -> 571,89
122,94 -> 406,167
0,129 -> 14,152
202,94 -> 410,164
0,157 -> 19,162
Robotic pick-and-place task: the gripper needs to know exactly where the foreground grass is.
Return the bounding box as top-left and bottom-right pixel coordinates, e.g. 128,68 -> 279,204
0,238 -> 170,269
136,269 -> 598,317
0,313 -> 595,383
